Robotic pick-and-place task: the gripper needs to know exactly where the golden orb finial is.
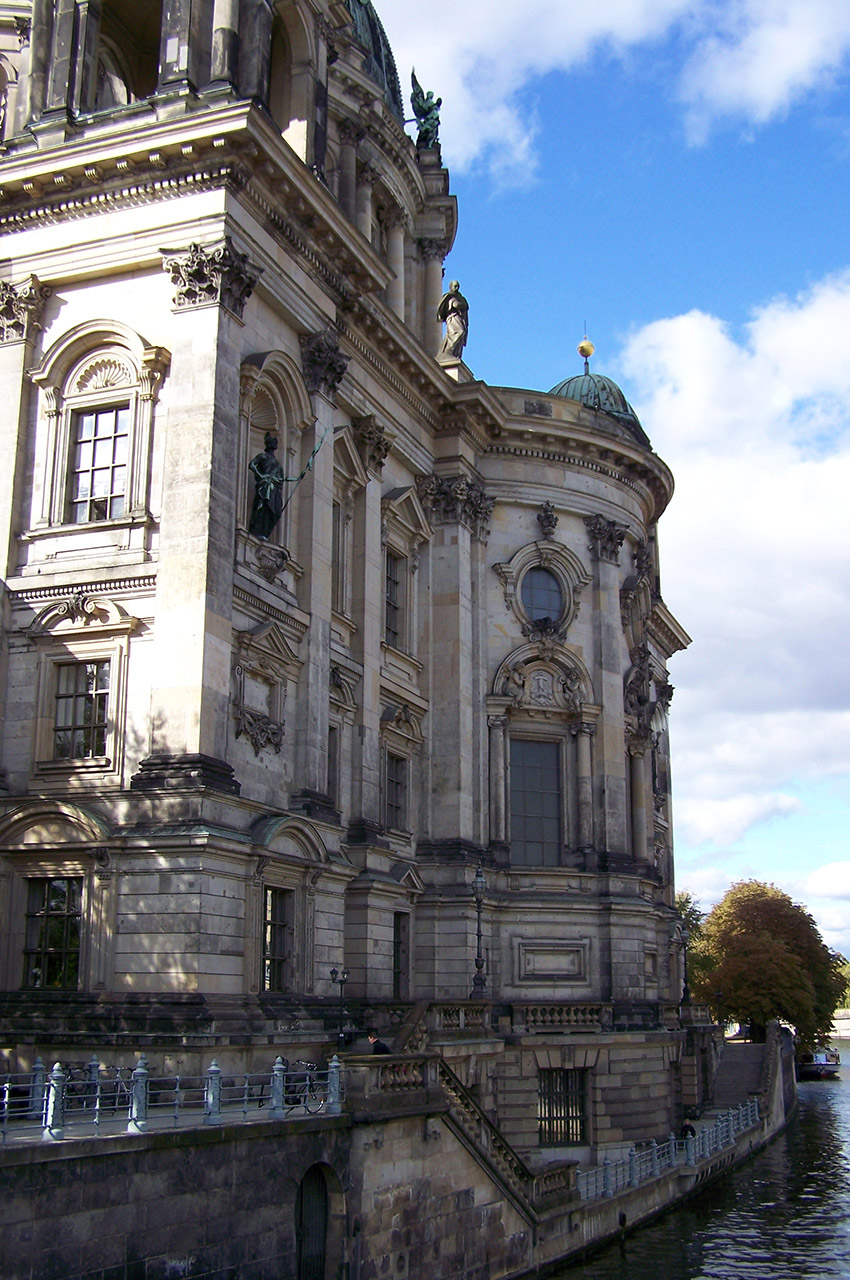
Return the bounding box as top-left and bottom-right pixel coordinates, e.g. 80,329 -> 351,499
577,335 -> 595,373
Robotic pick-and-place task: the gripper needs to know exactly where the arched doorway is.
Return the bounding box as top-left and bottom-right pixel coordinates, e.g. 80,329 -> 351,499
296,1165 -> 329,1280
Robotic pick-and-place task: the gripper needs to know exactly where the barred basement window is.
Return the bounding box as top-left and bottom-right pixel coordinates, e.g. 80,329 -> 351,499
54,661 -> 111,760
262,886 -> 294,993
538,1068 -> 587,1146
23,877 -> 83,990
384,550 -> 404,648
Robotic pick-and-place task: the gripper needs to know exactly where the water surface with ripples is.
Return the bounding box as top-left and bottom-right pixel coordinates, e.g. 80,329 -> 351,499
557,1039 -> 850,1279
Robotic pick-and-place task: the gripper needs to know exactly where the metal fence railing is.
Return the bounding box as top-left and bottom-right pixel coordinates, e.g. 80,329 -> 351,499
576,1098 -> 760,1201
1,1054 -> 344,1145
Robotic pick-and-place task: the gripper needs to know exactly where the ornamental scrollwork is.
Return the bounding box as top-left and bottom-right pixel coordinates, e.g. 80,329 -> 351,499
585,514 -> 628,564
161,238 -> 261,319
234,705 -> 285,756
300,328 -> 349,399
0,276 -> 51,344
415,474 -> 494,542
351,414 -> 391,474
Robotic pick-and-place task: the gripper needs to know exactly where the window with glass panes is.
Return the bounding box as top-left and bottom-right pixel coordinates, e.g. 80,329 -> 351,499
68,405 -> 129,523
510,738 -> 561,865
262,886 -> 293,993
23,877 -> 83,989
385,752 -> 407,830
384,551 -> 403,648
538,1068 -> 587,1146
53,661 -> 110,760
520,566 -> 563,623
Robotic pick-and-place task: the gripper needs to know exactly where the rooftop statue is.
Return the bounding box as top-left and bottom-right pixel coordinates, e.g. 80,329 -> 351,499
411,69 -> 441,149
437,280 -> 469,360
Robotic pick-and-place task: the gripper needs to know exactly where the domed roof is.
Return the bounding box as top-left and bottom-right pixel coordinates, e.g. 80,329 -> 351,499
346,0 -> 405,123
549,370 -> 650,447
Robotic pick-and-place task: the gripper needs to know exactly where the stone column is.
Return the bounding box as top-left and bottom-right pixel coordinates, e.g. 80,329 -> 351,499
0,278 -> 51,788
237,0 -> 273,102
420,240 -> 445,355
355,163 -> 378,241
337,120 -> 361,222
211,0 -> 240,87
487,715 -> 508,848
417,475 -> 494,846
384,210 -> 406,319
290,330 -> 349,811
158,0 -> 197,92
43,0 -> 77,117
628,735 -> 649,863
348,416 -> 390,841
572,720 -> 595,852
132,240 -> 260,793
584,514 -> 629,853
22,0 -> 53,126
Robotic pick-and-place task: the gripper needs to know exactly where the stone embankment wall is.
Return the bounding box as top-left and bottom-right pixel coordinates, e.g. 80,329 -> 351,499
0,1031 -> 796,1280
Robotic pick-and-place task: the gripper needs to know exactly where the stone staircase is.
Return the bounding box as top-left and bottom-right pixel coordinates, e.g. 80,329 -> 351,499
711,1040 -> 765,1108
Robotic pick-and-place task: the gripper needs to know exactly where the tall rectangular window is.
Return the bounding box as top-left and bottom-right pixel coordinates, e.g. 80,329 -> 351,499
385,752 -> 407,831
510,739 -> 561,865
331,501 -> 344,613
385,551 -> 403,648
327,725 -> 339,806
68,405 -> 129,523
54,661 -> 110,760
23,877 -> 83,990
263,886 -> 293,993
538,1068 -> 587,1146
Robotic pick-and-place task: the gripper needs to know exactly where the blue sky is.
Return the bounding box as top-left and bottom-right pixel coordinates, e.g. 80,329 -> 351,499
379,0 -> 850,958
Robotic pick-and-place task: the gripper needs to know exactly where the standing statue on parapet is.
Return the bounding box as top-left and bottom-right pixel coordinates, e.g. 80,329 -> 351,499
411,69 -> 441,149
248,433 -> 285,540
437,280 -> 469,359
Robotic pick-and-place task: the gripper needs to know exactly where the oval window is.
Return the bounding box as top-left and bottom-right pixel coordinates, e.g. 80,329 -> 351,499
521,566 -> 563,623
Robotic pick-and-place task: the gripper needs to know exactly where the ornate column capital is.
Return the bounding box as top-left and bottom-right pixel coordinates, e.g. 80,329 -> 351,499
416,474 -> 494,542
161,238 -> 261,319
300,328 -> 349,399
570,721 -> 596,738
357,161 -> 380,188
487,715 -> 508,730
0,276 -> 51,344
419,238 -> 447,262
339,118 -> 364,147
585,514 -> 628,564
351,413 -> 390,474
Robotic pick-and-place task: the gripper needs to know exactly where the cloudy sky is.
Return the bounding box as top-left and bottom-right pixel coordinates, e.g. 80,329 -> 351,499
378,0 -> 850,958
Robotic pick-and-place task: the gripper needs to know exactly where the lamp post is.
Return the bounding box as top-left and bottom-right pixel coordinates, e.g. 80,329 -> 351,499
680,926 -> 692,1007
470,862 -> 487,998
330,966 -> 349,1050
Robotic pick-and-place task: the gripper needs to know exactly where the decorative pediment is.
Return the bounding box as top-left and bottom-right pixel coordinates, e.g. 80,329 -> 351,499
234,620 -> 301,680
330,663 -> 359,711
249,813 -> 331,865
0,800 -> 111,849
381,702 -> 424,746
389,860 -> 425,894
333,424 -> 369,491
381,486 -> 432,551
28,593 -> 140,640
493,642 -> 594,713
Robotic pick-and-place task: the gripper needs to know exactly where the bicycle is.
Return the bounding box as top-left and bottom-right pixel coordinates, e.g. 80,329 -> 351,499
281,1058 -> 324,1114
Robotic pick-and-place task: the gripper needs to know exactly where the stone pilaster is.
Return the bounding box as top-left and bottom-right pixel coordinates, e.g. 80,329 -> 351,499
628,733 -> 650,863
420,239 -> 446,356
571,719 -> 596,856
338,120 -> 362,222
487,715 -> 508,848
585,514 -> 630,854
211,0 -> 240,87
237,0 -> 273,102
290,330 -> 349,806
383,208 -> 406,320
355,163 -> 378,240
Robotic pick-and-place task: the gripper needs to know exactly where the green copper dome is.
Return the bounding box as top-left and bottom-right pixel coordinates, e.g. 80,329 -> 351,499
549,371 -> 650,447
346,1 -> 404,123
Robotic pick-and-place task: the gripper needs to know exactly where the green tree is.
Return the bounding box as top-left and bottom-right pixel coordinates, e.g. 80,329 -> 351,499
689,880 -> 846,1048
675,890 -> 714,992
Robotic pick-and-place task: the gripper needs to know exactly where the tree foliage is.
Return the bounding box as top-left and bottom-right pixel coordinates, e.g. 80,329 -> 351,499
688,880 -> 847,1049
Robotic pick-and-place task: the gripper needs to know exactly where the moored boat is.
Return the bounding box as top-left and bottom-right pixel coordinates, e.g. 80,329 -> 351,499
797,1046 -> 841,1080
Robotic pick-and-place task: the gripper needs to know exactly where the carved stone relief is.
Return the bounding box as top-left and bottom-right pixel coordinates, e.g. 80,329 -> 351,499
416,474 -> 494,542
161,238 -> 261,318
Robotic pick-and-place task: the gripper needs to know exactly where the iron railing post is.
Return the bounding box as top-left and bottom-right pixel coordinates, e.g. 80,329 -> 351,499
128,1055 -> 149,1133
327,1055 -> 341,1116
43,1062 -> 66,1141
205,1059 -> 222,1124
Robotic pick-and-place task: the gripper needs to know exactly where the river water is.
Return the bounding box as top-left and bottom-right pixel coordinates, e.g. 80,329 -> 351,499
557,1038 -> 850,1279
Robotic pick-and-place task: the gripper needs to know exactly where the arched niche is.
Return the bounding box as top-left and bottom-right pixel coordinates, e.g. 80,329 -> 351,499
295,1163 -> 346,1280
268,2 -> 316,159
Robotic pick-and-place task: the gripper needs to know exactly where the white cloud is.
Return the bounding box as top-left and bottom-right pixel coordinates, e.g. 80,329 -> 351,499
377,0 -> 850,176
616,275 -> 850,853
804,862 -> 850,902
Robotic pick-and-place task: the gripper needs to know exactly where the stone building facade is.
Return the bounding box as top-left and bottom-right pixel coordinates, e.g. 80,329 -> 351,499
0,0 -> 699,1179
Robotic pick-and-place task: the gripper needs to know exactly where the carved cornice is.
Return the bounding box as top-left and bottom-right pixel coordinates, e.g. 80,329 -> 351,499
0,276 -> 51,344
416,474 -> 494,542
161,237 -> 261,319
300,328 -> 349,399
351,413 -> 390,474
585,514 -> 628,564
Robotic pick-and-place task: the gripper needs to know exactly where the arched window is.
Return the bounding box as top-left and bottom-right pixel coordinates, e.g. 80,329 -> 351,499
296,1165 -> 328,1280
